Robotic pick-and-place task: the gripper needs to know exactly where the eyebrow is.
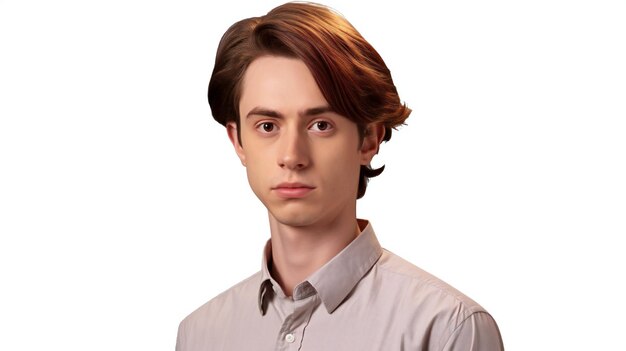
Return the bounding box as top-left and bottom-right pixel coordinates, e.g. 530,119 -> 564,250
246,106 -> 334,119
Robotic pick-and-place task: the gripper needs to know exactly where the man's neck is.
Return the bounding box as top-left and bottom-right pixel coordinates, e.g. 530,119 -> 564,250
268,213 -> 360,297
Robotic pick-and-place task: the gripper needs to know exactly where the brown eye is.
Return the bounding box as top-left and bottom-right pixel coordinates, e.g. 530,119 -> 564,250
316,121 -> 329,130
260,122 -> 275,132
311,121 -> 331,132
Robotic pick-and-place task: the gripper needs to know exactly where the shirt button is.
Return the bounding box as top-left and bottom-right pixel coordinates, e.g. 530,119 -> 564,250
285,333 -> 295,343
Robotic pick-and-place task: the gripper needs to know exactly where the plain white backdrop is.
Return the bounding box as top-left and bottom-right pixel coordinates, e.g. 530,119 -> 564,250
1,0 -> 625,350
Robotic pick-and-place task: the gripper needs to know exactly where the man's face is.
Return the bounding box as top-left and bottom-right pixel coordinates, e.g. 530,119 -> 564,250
228,55 -> 380,228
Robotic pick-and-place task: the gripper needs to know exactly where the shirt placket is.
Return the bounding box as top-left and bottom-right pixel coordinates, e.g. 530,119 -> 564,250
274,284 -> 319,351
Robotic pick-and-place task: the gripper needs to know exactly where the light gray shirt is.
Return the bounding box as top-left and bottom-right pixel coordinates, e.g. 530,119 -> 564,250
176,221 -> 504,350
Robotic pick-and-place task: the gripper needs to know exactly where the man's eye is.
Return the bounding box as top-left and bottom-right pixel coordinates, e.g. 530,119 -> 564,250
258,122 -> 275,133
311,121 -> 331,131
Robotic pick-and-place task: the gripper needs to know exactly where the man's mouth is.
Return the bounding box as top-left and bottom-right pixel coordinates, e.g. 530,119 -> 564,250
272,182 -> 315,198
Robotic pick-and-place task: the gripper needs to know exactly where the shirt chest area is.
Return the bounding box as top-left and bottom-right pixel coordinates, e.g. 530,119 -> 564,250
217,292 -> 419,351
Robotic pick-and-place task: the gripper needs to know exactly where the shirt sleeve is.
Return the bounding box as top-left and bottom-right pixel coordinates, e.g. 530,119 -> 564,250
441,312 -> 504,351
175,320 -> 186,351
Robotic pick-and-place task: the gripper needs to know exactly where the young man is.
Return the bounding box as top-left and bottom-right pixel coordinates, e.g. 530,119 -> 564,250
177,2 -> 503,350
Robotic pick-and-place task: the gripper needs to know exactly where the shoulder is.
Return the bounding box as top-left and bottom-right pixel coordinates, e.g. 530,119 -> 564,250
375,249 -> 488,326
176,271 -> 265,350
178,271 -> 262,332
370,250 -> 502,348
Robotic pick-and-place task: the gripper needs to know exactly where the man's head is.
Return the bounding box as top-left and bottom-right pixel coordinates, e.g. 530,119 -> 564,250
208,2 -> 410,201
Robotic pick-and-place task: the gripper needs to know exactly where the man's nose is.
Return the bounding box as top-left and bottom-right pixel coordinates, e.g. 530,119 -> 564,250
277,127 -> 310,170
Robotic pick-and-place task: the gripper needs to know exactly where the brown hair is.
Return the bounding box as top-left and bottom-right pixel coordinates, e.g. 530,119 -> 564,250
208,2 -> 411,198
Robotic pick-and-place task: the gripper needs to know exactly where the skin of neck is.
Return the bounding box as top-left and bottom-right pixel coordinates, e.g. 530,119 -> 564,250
267,207 -> 361,297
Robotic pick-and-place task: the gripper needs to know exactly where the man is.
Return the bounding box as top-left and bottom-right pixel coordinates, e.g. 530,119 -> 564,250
177,2 -> 504,350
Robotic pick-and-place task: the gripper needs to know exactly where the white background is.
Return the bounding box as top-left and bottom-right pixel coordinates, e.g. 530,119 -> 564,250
1,0 -> 625,350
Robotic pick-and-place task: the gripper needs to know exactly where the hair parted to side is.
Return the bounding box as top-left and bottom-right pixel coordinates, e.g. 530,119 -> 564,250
208,1 -> 411,199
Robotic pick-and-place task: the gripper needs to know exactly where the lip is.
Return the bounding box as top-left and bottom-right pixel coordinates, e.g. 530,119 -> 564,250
272,182 -> 315,199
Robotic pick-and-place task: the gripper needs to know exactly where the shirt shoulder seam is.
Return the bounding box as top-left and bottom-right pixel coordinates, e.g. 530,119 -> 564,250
376,253 -> 481,313
438,311 -> 496,351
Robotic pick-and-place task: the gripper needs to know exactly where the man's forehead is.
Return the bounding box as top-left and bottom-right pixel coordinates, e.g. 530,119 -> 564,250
238,56 -> 331,119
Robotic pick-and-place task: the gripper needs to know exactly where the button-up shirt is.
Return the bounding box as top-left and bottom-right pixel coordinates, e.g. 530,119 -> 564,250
176,221 -> 504,350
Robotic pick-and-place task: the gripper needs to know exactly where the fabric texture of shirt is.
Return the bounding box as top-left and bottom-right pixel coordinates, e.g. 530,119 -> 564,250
176,221 -> 504,350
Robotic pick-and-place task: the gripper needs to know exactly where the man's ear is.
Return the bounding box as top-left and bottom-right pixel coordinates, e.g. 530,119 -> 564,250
360,123 -> 385,165
227,122 -> 246,167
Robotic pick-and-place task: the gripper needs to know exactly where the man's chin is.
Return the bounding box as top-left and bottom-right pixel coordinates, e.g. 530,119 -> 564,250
268,209 -> 320,228
272,216 -> 316,228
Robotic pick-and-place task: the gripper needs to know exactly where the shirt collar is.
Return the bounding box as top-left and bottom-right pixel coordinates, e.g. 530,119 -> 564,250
258,243 -> 277,315
257,219 -> 383,315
